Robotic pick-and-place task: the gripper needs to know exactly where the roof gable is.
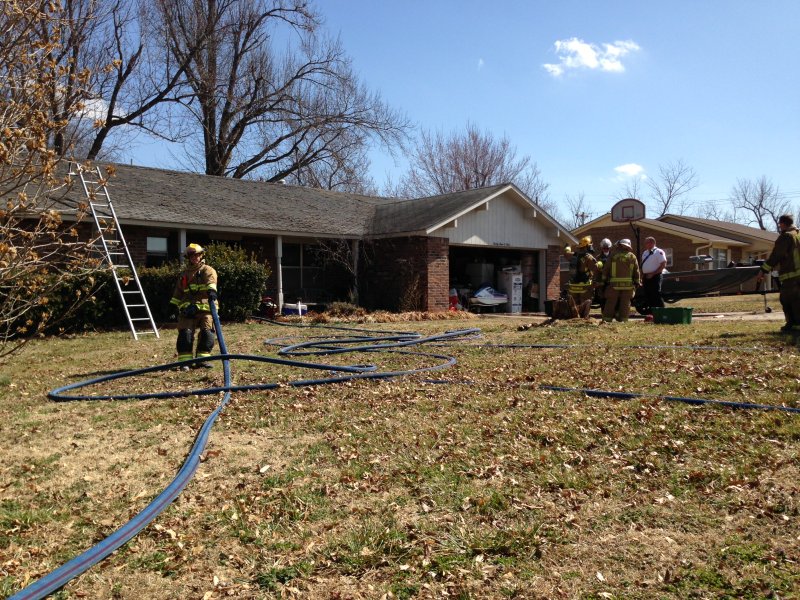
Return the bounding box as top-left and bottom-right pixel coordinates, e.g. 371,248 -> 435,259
370,184 -> 575,242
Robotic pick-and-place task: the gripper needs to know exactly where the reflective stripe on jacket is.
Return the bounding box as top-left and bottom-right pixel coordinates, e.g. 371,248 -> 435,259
170,262 -> 218,313
603,250 -> 641,291
570,252 -> 599,285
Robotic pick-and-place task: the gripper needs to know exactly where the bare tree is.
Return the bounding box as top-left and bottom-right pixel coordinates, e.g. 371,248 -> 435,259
34,0 -> 107,156
563,192 -> 593,230
1,1 -> 106,360
615,177 -> 644,204
395,122 -> 553,209
694,199 -> 738,223
20,0 -> 200,161
285,127 -> 378,194
730,176 -> 788,230
647,159 -> 698,217
82,0 -> 210,159
160,0 -> 409,181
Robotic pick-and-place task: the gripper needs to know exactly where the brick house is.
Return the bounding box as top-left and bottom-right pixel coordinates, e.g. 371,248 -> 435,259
568,213 -> 778,290
58,163 -> 576,313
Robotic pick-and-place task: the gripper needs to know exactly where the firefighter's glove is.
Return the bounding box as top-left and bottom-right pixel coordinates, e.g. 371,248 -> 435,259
168,310 -> 178,322
208,290 -> 218,302
181,304 -> 198,318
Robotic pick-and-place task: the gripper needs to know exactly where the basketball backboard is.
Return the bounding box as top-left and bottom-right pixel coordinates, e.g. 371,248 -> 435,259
610,198 -> 646,222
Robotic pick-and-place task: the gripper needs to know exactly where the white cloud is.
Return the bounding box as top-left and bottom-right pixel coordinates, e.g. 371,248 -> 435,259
477,58 -> 485,70
79,97 -> 110,122
614,163 -> 645,178
613,163 -> 647,183
543,38 -> 640,77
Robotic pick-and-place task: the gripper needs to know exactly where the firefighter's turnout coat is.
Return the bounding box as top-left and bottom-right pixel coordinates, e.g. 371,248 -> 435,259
761,225 -> 800,331
601,249 -> 641,322
171,261 -> 218,318
567,251 -> 599,304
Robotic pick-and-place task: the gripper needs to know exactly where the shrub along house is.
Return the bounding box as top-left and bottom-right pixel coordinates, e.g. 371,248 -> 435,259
55,163 -> 576,313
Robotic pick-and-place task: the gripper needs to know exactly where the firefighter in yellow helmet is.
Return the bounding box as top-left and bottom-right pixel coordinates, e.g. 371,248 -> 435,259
601,238 -> 641,322
170,244 -> 218,369
566,236 -> 599,309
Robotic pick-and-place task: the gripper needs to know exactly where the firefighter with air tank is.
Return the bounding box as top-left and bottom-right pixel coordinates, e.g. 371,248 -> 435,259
601,238 -> 641,322
170,244 -> 218,369
566,236 -> 600,307
593,238 -> 613,308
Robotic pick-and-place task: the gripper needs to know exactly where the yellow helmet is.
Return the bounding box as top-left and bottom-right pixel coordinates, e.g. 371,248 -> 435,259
185,243 -> 205,256
564,245 -> 573,254
578,236 -> 592,249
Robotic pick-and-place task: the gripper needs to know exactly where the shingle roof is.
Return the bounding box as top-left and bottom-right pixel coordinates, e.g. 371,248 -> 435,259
658,214 -> 778,244
369,185 -> 509,235
75,163 -> 380,237
50,163 -> 569,240
574,214 -> 748,245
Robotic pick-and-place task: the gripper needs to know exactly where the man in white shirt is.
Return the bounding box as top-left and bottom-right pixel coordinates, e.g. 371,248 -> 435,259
640,236 -> 667,313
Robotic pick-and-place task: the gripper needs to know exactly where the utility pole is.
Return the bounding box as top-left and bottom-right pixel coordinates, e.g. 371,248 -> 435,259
575,211 -> 590,227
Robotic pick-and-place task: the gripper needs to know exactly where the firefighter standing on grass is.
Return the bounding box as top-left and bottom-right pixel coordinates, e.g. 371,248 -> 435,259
601,238 -> 641,323
170,244 -> 218,369
567,236 -> 599,306
756,214 -> 800,333
594,238 -> 613,308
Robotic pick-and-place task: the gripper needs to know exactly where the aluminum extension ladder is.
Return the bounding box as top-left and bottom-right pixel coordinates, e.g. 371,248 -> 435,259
70,163 -> 160,340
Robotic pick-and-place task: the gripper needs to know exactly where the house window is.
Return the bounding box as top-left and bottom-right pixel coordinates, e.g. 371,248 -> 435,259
663,248 -> 673,268
146,236 -> 168,267
710,248 -> 728,270
281,243 -> 323,298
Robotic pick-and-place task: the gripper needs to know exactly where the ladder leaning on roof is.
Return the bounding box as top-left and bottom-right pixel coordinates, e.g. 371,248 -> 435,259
69,163 -> 160,340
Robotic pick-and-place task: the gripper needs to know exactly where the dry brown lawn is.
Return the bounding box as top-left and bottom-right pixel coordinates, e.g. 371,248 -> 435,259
1,315 -> 798,599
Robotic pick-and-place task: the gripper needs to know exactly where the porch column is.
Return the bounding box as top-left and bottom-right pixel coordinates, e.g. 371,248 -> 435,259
351,239 -> 360,303
179,229 -> 187,264
537,250 -> 547,312
275,235 -> 284,311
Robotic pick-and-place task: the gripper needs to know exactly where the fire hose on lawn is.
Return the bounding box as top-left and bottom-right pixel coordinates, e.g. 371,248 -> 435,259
10,311 -> 799,599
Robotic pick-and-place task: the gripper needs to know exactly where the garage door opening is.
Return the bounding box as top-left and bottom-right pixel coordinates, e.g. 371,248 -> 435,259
449,245 -> 541,313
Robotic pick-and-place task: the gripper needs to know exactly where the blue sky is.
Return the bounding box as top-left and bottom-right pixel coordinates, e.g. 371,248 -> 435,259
128,0 -> 800,220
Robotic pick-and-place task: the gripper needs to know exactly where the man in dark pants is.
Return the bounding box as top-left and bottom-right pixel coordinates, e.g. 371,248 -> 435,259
640,236 -> 667,314
757,214 -> 800,333
170,244 -> 219,369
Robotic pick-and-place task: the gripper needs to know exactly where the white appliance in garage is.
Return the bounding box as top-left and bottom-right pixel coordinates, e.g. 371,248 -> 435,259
497,267 -> 523,313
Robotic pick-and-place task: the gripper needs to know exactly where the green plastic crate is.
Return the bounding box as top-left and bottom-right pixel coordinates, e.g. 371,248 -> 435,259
652,307 -> 693,324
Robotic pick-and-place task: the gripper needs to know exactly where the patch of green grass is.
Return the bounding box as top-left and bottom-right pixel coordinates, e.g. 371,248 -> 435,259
0,500 -> 58,545
127,550 -> 176,576
261,467 -> 305,490
720,541 -> 770,565
8,453 -> 61,480
254,561 -> 312,591
324,517 -> 413,576
0,576 -> 18,597
390,583 -> 419,599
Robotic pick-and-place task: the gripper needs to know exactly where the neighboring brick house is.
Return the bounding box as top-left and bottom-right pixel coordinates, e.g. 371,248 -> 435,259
54,163 -> 576,313
566,213 -> 778,291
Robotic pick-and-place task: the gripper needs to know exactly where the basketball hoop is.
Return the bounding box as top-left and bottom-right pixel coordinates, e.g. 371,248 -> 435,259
610,198 -> 646,223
